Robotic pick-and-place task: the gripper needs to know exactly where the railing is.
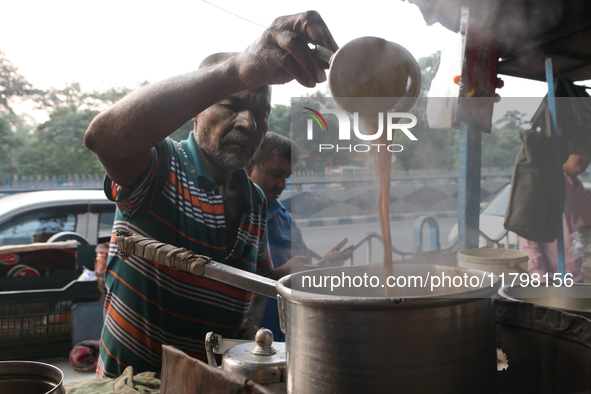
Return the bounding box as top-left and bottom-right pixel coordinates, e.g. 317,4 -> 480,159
479,229 -> 518,249
0,172 -> 513,195
2,169 -> 588,196
309,215 -> 459,266
309,214 -> 515,268
309,232 -> 413,266
1,168 -> 514,187
290,167 -> 515,190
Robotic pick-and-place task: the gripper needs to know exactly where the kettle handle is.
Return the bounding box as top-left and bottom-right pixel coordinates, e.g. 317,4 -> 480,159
205,332 -> 219,368
205,331 -> 255,367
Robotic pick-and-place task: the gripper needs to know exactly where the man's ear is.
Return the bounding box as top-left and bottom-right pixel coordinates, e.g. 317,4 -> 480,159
245,163 -> 254,176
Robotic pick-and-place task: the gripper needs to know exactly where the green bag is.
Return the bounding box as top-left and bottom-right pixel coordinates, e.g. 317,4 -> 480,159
503,125 -> 565,243
504,77 -> 589,242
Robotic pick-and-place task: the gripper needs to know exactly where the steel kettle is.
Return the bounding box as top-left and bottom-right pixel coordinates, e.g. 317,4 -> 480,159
205,328 -> 287,393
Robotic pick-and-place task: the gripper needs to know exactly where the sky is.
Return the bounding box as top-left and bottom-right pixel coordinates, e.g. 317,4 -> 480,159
1,0 -> 552,119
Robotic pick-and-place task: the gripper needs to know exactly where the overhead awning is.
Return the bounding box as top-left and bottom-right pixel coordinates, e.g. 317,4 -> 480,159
408,0 -> 591,81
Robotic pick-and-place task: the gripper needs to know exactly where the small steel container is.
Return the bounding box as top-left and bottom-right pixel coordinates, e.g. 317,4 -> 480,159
0,361 -> 65,394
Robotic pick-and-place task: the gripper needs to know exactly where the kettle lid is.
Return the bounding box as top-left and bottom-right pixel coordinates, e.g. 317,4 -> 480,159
222,328 -> 286,385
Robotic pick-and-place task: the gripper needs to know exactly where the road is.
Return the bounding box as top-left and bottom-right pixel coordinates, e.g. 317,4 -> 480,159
300,217 -> 457,265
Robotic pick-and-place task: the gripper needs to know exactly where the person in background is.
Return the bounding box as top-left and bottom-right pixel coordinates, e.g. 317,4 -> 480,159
246,132 -> 350,341
94,242 -> 109,299
520,153 -> 591,282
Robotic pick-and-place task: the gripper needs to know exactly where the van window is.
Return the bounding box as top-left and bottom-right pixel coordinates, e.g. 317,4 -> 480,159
99,211 -> 115,240
91,203 -> 116,241
0,206 -> 83,242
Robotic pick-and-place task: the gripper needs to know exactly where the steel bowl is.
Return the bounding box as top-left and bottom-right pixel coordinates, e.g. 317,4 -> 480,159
0,361 -> 65,394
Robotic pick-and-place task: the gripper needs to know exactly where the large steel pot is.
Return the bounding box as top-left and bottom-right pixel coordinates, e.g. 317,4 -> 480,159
115,231 -> 500,394
276,264 -> 499,394
0,361 -> 64,394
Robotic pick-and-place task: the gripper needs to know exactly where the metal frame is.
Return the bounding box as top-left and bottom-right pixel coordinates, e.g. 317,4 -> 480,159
307,216 -> 458,267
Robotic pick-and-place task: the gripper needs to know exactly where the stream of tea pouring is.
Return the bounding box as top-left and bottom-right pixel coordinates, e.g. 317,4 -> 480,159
315,36 -> 421,296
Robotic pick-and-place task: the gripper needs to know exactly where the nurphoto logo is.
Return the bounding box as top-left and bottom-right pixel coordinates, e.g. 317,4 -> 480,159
303,108 -> 418,153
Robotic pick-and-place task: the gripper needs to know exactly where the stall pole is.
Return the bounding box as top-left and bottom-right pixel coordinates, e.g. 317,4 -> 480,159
458,120 -> 482,251
457,6 -> 482,252
544,56 -> 566,276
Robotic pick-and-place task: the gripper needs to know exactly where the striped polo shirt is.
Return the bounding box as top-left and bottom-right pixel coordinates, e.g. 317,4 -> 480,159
97,132 -> 273,378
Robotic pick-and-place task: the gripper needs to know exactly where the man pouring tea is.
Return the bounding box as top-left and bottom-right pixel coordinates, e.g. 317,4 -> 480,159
84,11 -> 338,377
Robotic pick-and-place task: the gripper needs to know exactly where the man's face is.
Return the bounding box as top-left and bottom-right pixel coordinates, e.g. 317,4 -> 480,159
249,156 -> 293,203
194,86 -> 271,171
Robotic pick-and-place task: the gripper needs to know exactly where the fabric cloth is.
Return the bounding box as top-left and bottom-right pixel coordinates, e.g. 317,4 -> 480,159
65,366 -> 160,394
520,172 -> 591,282
261,200 -> 309,342
98,132 -> 272,378
70,340 -> 101,372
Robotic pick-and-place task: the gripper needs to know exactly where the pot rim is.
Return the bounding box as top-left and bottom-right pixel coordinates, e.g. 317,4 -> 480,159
0,360 -> 64,394
458,248 -> 529,265
277,264 -> 500,309
499,283 -> 591,299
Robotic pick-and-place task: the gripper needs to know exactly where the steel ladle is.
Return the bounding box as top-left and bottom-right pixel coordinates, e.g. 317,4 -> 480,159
314,36 -> 421,115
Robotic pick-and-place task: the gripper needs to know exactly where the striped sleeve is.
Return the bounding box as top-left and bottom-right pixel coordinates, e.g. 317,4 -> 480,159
256,229 -> 274,277
103,140 -> 171,216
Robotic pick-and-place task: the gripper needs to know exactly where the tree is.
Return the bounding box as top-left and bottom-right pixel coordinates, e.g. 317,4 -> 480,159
482,110 -> 528,168
10,83 -> 135,177
13,81 -> 202,177
0,54 -> 176,179
0,51 -> 43,122
0,52 -> 43,181
268,104 -> 290,137
40,82 -> 134,112
0,116 -> 18,178
16,105 -> 103,177
418,50 -> 441,96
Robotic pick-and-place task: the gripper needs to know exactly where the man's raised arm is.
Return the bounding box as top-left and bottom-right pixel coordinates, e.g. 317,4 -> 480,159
84,11 -> 337,187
